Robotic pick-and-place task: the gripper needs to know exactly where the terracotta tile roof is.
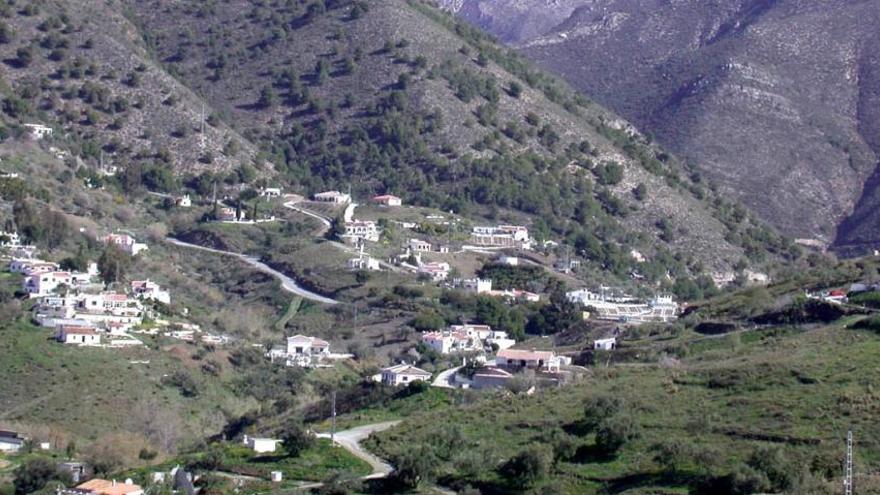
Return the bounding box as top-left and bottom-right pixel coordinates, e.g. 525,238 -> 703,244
76,479 -> 143,495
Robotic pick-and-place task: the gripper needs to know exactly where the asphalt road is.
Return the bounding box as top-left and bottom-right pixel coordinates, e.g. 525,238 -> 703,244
165,237 -> 338,305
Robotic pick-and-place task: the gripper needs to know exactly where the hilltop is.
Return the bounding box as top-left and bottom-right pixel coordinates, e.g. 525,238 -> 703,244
443,0 -> 880,253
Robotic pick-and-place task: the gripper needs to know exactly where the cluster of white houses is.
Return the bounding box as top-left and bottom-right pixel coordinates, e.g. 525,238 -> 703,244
11,258 -> 100,297
6,235 -> 175,348
377,346 -> 574,390
420,324 -> 515,354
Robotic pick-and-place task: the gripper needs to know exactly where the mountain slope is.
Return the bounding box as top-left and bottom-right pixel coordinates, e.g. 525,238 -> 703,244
0,0 -> 798,282
444,0 -> 880,251
116,0 -> 793,276
0,0 -> 260,177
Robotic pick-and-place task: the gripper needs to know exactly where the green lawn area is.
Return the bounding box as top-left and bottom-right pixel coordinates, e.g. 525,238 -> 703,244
218,440 -> 371,482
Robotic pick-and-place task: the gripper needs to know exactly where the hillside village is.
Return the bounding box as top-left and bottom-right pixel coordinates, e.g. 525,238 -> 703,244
0,0 -> 870,494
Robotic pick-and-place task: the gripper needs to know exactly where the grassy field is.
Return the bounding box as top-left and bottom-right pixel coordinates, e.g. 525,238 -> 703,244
214,440 -> 371,482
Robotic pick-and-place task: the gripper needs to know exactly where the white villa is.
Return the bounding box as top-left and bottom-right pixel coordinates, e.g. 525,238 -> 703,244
594,337 -> 617,351
566,289 -> 679,324
103,234 -> 148,256
130,280 -> 171,305
471,226 -> 531,249
408,238 -> 433,252
380,363 -> 431,386
343,220 -> 379,243
268,334 -> 331,367
348,256 -> 380,271
417,262 -> 450,281
313,191 -> 351,204
495,349 -> 566,373
176,195 -> 192,207
421,324 -> 516,354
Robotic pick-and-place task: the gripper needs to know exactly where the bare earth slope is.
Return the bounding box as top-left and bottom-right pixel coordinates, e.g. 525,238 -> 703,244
445,0 -> 880,252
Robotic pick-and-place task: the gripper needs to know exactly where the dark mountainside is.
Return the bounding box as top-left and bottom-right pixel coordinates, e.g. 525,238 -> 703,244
443,0 -> 880,253
115,0 -> 794,276
0,0 -> 799,284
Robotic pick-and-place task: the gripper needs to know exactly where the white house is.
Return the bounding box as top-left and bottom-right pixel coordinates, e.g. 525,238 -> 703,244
594,337 -> 616,351
372,194 -> 402,206
471,226 -> 531,249
408,238 -> 433,252
57,325 -> 101,345
496,349 -> 563,372
417,262 -> 450,281
343,220 -> 379,243
268,335 -> 331,367
456,278 -> 492,294
176,195 -> 192,207
380,364 -> 431,386
348,256 -> 380,271
103,234 -> 148,256
243,435 -> 282,454
130,280 -> 171,305
313,191 -> 351,204
421,330 -> 482,355
24,123 -> 53,140
259,187 -> 283,198
286,334 -> 330,357
0,430 -> 24,452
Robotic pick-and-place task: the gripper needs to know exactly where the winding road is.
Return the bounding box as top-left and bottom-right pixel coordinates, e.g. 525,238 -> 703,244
316,420 -> 401,479
165,237 -> 338,305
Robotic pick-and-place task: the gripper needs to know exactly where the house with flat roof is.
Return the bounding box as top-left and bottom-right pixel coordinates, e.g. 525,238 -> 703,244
372,194 -> 402,206
57,326 -> 101,346
313,191 -> 351,204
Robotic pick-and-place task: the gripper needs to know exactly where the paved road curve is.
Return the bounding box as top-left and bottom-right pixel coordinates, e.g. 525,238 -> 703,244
316,420 -> 401,478
165,237 -> 338,305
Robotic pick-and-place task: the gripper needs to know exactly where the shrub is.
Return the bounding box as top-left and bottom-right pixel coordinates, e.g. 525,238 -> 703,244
594,413 -> 640,454
13,459 -> 70,495
498,445 -> 552,487
281,421 -> 315,457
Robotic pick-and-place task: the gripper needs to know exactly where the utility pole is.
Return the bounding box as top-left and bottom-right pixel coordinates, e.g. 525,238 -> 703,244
200,102 -> 206,151
330,391 -> 337,445
845,430 -> 853,495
